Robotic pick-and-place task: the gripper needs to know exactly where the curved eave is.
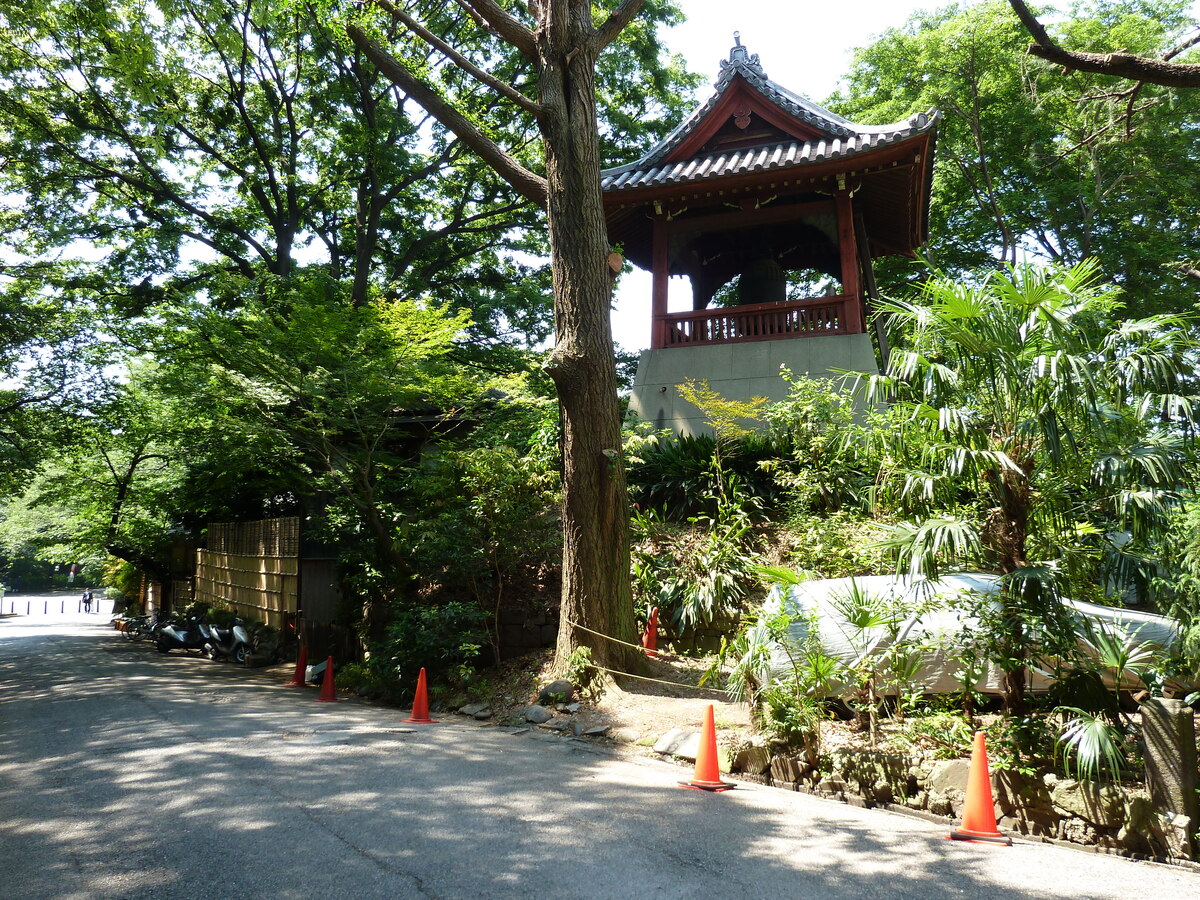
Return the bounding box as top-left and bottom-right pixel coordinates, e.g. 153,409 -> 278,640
602,126 -> 935,197
620,58 -> 937,169
605,128 -> 937,267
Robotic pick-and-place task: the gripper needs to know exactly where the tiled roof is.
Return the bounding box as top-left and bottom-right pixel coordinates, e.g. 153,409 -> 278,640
601,129 -> 933,192
601,38 -> 937,194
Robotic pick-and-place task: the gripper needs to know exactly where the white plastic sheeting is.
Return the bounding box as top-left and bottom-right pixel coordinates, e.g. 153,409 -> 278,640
765,573 -> 1185,696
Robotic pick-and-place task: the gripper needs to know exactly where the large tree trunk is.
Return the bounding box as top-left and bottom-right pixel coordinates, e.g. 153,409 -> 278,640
537,9 -> 641,675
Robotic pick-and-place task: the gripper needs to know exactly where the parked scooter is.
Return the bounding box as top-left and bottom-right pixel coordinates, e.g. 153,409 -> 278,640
204,618 -> 252,665
154,616 -> 208,654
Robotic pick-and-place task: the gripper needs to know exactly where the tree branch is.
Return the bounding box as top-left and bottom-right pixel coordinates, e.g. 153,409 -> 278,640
1164,28 -> 1200,62
595,0 -> 646,52
376,0 -> 542,115
347,24 -> 548,208
457,0 -> 538,62
1007,0 -> 1200,88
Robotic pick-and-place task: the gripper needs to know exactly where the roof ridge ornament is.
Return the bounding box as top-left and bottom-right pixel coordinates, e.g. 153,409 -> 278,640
718,31 -> 766,85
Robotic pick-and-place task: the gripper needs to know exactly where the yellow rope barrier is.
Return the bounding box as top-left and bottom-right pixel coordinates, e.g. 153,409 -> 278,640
588,663 -> 731,696
564,618 -> 647,653
564,618 -> 730,697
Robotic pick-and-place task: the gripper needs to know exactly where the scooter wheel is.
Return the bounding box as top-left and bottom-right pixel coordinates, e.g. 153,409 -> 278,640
233,645 -> 247,666
155,638 -> 171,654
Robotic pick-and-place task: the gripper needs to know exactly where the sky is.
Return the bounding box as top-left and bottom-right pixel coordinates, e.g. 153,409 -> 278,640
609,0 -> 947,351
607,0 -> 1200,351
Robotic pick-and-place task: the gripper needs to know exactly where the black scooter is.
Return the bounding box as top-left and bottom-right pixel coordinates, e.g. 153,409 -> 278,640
204,619 -> 252,665
155,617 -> 208,654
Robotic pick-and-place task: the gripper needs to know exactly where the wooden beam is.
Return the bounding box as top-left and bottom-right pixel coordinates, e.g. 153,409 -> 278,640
669,199 -> 837,235
835,190 -> 863,334
651,216 -> 670,349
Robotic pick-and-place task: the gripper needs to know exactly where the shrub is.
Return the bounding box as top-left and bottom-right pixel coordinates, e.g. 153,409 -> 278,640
365,601 -> 487,700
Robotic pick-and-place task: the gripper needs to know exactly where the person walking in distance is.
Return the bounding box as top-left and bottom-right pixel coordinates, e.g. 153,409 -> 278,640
82,589 -> 92,613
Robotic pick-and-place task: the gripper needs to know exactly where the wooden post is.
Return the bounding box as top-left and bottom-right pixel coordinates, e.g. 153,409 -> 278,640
854,210 -> 889,366
651,216 -> 669,348
835,190 -> 863,334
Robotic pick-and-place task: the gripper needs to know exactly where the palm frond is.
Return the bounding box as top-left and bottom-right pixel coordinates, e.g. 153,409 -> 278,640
1056,707 -> 1126,782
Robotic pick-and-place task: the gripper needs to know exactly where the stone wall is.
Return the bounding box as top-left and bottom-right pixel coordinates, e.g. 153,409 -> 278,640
496,609 -> 558,659
737,744 -> 1195,861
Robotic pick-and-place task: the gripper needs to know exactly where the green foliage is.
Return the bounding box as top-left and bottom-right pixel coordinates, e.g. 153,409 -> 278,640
761,372 -> 879,514
676,378 -> 768,446
762,682 -> 828,763
983,714 -> 1055,774
366,601 -> 487,698
630,483 -> 763,635
783,512 -> 894,580
402,394 -> 562,629
563,646 -> 605,703
894,712 -> 976,760
704,607 -> 791,708
831,1 -> 1200,316
848,259 -> 1199,708
626,432 -> 780,520
1056,707 -> 1129,782
1152,497 -> 1200,660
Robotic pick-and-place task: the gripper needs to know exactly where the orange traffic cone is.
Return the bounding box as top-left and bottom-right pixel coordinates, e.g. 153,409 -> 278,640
641,606 -> 659,658
949,731 -> 1011,845
679,704 -> 734,792
316,655 -> 338,702
404,667 -> 438,724
287,646 -> 308,687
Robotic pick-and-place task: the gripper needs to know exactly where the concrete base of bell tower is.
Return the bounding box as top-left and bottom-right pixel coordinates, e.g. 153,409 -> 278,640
627,334 -> 879,437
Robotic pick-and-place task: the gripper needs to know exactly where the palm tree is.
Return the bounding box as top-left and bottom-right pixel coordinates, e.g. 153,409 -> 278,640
857,259 -> 1196,712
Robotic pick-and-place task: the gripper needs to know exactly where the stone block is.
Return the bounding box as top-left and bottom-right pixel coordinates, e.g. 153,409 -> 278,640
1140,698 -> 1198,859
1051,779 -> 1126,829
927,759 -> 971,795
732,742 -> 773,775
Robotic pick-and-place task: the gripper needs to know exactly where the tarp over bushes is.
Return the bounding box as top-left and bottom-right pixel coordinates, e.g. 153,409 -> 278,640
765,573 -> 1188,696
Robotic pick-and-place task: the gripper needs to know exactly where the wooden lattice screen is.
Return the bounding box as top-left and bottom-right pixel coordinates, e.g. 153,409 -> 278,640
195,517 -> 299,628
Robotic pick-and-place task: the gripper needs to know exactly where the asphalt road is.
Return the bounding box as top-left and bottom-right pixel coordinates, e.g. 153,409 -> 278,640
2,604 -> 1199,900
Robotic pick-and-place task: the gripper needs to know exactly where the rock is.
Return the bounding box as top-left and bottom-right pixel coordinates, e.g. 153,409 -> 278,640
1116,823 -> 1150,855
673,732 -> 702,761
1051,779 -> 1126,829
1163,813 -> 1194,860
1060,819 -> 1096,846
610,727 -> 639,743
770,756 -> 803,786
524,704 -> 552,724
653,728 -> 691,755
928,796 -> 953,817
473,709 -> 492,720
561,702 -> 581,713
927,759 -> 971,796
459,702 -> 489,717
538,680 -> 574,705
816,777 -> 847,797
541,716 -> 571,731
732,741 -> 772,776
584,724 -> 611,736
871,780 -> 894,804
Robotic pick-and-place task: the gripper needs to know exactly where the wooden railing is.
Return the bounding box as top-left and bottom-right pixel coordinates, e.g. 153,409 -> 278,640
652,295 -> 862,349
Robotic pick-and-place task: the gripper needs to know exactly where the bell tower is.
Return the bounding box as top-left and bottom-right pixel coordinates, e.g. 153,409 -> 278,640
602,36 -> 938,435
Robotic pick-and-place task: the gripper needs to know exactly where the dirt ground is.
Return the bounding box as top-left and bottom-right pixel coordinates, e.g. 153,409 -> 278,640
480,649 -> 755,747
